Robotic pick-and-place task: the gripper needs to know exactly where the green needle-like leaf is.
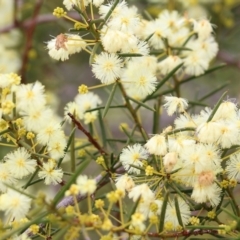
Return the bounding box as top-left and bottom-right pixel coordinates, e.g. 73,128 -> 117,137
127,197 -> 141,222
52,159 -> 90,207
0,211 -> 48,240
159,190 -> 169,232
90,42 -> 101,64
128,96 -> 155,112
58,127 -> 76,167
146,63 -> 183,101
207,91 -> 227,122
103,82 -> 118,118
98,110 -> 107,148
180,64 -> 226,85
118,53 -> 143,57
174,195 -> 183,227
199,82 -> 229,102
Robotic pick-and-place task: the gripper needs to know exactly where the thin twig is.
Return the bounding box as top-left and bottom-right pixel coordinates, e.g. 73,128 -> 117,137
0,13 -> 81,33
68,113 -> 108,155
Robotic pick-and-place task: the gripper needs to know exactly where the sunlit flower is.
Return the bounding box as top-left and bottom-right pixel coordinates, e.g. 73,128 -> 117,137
164,96 -> 188,116
38,160 -> 63,185
5,148 -> 37,179
0,189 -> 31,220
92,52 -> 123,84
145,134 -> 167,156
120,144 -> 149,174
226,153 -> 240,180
76,175 -> 97,195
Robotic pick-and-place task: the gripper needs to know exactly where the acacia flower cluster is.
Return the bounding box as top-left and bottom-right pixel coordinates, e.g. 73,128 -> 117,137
0,72 -> 67,223
47,0 -> 218,101
116,95 -> 240,231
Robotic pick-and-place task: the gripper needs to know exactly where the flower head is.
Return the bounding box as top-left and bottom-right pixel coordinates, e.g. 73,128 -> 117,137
92,53 -> 123,84
226,153 -> 240,180
145,134 -> 167,156
164,96 -> 188,116
38,160 -> 63,185
76,175 -> 97,195
120,144 -> 149,174
5,148 -> 37,179
47,34 -> 86,61
0,189 -> 31,220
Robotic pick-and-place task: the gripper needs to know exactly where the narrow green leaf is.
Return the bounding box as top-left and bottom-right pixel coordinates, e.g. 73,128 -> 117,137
170,182 -> 195,210
149,50 -> 165,55
199,82 -> 229,102
60,118 -> 66,127
99,0 -> 120,29
126,124 -> 138,145
86,104 -> 126,112
178,32 -> 196,52
89,42 -> 101,65
103,82 -> 118,118
207,91 -> 227,122
52,159 -> 90,207
188,101 -> 208,107
26,179 -> 43,187
121,126 -> 135,143
58,127 -> 76,167
145,89 -> 174,101
159,191 -> 169,233
127,197 -> 141,222
145,63 -> 184,101
118,53 -> 143,57
31,152 -> 49,159
98,110 -> 107,148
0,128 -> 10,136
145,32 -> 155,42
143,10 -> 153,20
51,226 -> 68,239
180,64 -> 226,85
152,99 -> 161,134
70,122 -> 76,172
171,47 -> 192,51
73,142 -> 92,151
89,18 -> 105,25
23,168 -> 39,189
129,164 -> 145,172
12,91 -> 16,117
110,152 -> 115,166
166,127 -> 196,135
4,184 -> 36,199
69,28 -> 88,32
216,200 -> 230,216
0,211 -> 48,240
186,225 -> 225,230
174,195 -> 183,227
220,207 -> 240,222
128,96 -> 155,112
89,122 -> 93,136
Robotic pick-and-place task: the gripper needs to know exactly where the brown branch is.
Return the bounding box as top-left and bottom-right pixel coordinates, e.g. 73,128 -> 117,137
20,0 -> 44,84
0,13 -> 81,33
68,113 -> 108,155
147,229 -> 220,238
